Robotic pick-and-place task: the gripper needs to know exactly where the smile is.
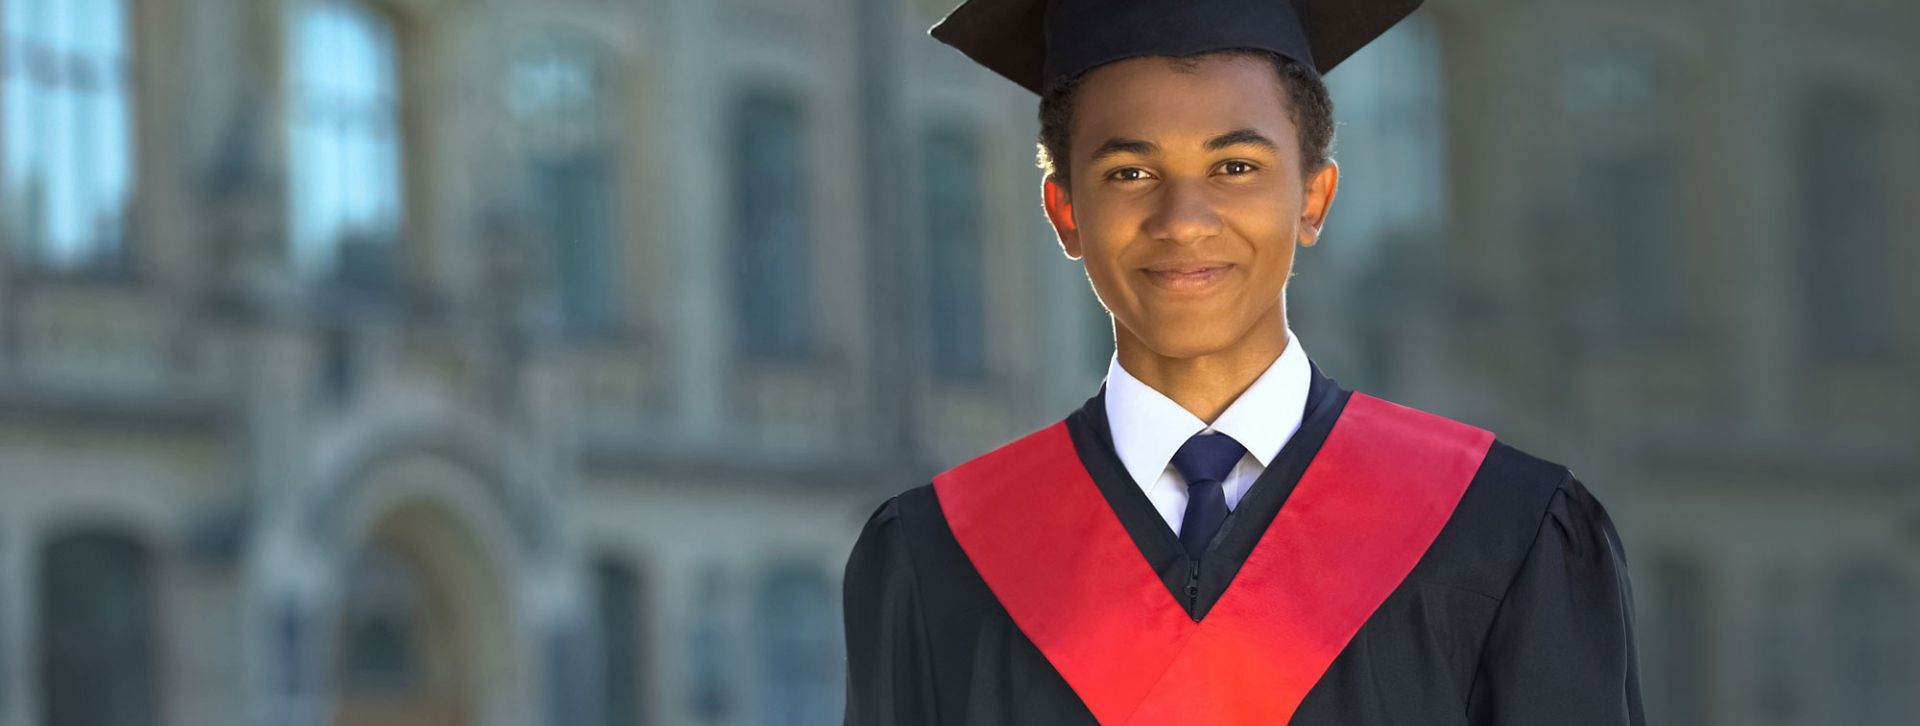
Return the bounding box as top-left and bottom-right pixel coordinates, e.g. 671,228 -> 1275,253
1141,263 -> 1234,293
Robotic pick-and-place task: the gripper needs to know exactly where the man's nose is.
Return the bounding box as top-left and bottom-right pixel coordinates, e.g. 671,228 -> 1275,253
1143,178 -> 1224,245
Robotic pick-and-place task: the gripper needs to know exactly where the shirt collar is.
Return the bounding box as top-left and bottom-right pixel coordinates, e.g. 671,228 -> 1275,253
1102,330 -> 1313,489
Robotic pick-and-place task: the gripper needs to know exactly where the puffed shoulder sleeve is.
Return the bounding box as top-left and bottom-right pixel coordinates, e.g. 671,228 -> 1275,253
1467,475 -> 1646,725
842,494 -> 939,726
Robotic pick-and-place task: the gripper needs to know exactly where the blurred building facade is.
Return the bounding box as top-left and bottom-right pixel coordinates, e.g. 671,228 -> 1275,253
0,0 -> 1104,724
0,1 -> 1915,726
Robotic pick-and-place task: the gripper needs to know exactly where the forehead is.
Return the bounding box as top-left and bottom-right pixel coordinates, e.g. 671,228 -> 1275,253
1070,54 -> 1297,151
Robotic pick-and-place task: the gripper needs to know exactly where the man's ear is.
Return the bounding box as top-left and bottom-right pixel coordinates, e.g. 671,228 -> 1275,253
1297,160 -> 1340,248
1042,175 -> 1082,260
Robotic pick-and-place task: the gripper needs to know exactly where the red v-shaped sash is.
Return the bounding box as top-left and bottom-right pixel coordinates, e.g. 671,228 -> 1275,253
931,392 -> 1495,725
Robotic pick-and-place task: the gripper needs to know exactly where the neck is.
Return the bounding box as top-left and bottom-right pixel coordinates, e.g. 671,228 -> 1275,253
1114,317 -> 1290,424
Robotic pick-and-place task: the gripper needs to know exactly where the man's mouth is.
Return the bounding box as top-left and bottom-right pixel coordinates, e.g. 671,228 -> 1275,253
1141,263 -> 1234,292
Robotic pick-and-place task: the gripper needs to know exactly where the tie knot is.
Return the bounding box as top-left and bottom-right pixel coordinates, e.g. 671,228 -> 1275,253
1170,432 -> 1245,488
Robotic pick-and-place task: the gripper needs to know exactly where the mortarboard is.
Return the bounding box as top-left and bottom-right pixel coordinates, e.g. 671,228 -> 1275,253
930,0 -> 1424,95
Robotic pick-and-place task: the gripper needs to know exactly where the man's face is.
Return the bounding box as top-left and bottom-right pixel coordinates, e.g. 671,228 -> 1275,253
1043,54 -> 1338,360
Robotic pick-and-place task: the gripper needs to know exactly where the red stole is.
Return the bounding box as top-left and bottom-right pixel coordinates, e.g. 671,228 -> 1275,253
931,392 -> 1494,725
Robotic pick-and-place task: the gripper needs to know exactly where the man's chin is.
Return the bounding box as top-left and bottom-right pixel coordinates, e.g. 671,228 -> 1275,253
1130,331 -> 1244,361
1119,313 -> 1289,362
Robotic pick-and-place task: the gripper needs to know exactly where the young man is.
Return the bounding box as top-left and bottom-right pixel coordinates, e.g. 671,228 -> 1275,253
842,0 -> 1644,723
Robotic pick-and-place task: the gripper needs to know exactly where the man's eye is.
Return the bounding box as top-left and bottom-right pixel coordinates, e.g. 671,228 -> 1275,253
1219,160 -> 1257,175
1108,167 -> 1152,182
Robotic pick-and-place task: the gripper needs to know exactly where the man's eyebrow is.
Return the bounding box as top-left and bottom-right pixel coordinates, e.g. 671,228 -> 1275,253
1087,129 -> 1278,164
1088,137 -> 1158,163
1205,128 -> 1279,152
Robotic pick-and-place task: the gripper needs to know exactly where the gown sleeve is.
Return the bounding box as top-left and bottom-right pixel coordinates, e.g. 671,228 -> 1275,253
1466,475 -> 1647,725
842,495 -> 940,726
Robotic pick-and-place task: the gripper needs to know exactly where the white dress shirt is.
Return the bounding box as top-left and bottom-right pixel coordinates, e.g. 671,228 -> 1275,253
1102,330 -> 1312,537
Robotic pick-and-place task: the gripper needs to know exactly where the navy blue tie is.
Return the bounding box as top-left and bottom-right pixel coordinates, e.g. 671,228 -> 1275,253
1170,432 -> 1246,560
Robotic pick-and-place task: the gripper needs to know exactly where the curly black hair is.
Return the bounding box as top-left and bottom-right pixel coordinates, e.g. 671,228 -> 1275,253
1036,49 -> 1335,189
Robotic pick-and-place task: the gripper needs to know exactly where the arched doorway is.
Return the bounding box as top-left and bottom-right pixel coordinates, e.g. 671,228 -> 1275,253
329,502 -> 515,726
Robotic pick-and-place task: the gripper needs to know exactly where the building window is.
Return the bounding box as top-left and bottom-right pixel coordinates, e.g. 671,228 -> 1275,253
272,598 -> 312,701
1797,84 -> 1891,357
1754,567 -> 1806,720
37,531 -> 155,726
755,564 -> 839,726
1,0 -> 134,272
1322,13 -> 1446,261
0,532 -> 6,715
1642,553 -> 1710,725
1558,41 -> 1681,336
544,622 -> 598,726
729,92 -> 812,361
595,557 -> 646,726
1586,151 -> 1678,330
1830,562 -> 1913,725
1086,301 -> 1113,374
1316,13 -> 1445,391
920,125 -> 987,379
285,0 -> 404,289
508,35 -> 618,335
686,568 -> 737,723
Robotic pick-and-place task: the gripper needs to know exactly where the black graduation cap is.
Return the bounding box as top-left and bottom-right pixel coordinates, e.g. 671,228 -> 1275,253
930,0 -> 1424,95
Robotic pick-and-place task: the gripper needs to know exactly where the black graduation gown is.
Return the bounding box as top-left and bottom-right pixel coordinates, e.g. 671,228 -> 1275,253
842,363 -> 1645,725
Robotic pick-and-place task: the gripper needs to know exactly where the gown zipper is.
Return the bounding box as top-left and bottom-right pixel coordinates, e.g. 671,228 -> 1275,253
1186,558 -> 1202,621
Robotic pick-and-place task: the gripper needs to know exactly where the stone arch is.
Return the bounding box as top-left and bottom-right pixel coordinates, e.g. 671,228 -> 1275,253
318,450 -> 534,726
305,420 -> 549,555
